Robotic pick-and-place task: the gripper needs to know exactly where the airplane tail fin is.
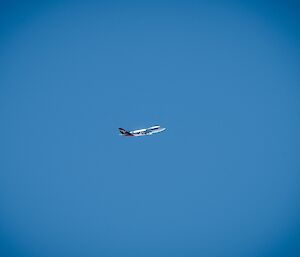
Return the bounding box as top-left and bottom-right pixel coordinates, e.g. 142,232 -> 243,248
118,128 -> 134,136
118,128 -> 127,135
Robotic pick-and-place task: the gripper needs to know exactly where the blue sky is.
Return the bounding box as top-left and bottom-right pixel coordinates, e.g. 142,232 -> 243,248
1,1 -> 300,257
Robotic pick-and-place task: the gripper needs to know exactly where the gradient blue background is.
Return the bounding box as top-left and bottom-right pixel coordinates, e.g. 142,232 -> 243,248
1,1 -> 300,257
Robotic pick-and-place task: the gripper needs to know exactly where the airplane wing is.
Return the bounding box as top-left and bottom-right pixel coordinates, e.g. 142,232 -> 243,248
130,128 -> 147,136
146,127 -> 166,134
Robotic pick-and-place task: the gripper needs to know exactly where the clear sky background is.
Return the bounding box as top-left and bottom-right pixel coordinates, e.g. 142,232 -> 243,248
1,1 -> 300,257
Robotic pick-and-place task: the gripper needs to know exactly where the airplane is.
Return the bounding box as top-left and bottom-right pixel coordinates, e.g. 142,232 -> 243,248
118,125 -> 166,137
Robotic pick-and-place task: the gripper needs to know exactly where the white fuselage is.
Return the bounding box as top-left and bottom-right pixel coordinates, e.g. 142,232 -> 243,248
130,126 -> 166,136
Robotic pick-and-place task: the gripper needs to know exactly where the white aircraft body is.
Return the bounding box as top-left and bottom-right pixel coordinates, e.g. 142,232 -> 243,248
119,125 -> 166,137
